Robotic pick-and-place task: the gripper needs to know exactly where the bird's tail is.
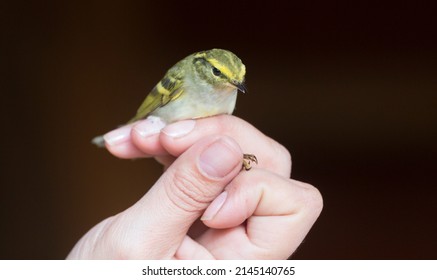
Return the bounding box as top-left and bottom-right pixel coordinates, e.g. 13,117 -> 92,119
91,135 -> 105,148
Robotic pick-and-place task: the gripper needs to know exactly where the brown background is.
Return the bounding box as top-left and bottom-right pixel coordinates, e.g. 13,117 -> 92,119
1,0 -> 436,259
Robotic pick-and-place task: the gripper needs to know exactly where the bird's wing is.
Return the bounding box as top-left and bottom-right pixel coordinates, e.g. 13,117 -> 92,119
128,64 -> 185,123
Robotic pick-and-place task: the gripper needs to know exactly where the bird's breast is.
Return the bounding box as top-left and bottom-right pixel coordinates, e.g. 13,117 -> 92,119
151,86 -> 237,123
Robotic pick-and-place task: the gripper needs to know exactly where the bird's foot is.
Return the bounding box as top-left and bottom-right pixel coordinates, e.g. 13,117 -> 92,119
242,154 -> 258,171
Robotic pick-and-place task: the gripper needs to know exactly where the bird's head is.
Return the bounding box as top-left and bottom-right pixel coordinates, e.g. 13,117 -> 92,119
193,49 -> 246,93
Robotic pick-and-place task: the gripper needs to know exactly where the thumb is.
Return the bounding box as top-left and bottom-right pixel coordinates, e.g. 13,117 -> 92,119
121,135 -> 243,258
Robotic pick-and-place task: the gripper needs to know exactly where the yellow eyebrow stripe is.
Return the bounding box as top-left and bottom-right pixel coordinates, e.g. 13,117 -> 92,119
206,58 -> 234,80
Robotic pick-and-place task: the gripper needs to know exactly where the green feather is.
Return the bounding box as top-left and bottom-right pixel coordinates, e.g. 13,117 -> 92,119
128,60 -> 186,123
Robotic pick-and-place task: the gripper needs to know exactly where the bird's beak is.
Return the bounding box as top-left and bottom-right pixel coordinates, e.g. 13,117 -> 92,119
230,81 -> 247,93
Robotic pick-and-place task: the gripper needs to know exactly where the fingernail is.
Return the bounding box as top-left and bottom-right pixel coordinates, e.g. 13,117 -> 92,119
133,116 -> 166,138
201,191 -> 227,221
162,120 -> 196,138
103,126 -> 132,146
199,138 -> 241,178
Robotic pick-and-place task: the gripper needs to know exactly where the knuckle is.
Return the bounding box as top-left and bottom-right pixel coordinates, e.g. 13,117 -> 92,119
216,114 -> 239,133
300,183 -> 324,215
216,114 -> 249,135
276,142 -> 292,166
267,138 -> 293,176
166,169 -> 213,213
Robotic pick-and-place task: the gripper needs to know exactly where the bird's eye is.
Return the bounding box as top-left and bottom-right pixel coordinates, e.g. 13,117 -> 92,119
212,67 -> 221,76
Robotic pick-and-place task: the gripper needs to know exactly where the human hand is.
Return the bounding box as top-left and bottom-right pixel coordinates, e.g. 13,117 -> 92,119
68,115 -> 322,259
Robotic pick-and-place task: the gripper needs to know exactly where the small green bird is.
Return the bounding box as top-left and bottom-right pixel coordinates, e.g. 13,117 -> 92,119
93,48 -> 257,170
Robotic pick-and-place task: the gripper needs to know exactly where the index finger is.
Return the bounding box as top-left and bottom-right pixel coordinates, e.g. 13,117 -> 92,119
157,115 -> 292,177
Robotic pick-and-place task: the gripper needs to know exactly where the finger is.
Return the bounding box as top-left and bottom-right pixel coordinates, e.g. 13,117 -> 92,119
199,169 -> 323,259
160,115 -> 292,177
174,236 -> 215,260
103,117 -> 166,158
102,124 -> 147,158
130,116 -> 167,155
154,155 -> 176,169
107,135 -> 244,259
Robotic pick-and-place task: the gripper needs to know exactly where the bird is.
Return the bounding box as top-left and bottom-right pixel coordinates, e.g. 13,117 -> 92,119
92,48 -> 257,170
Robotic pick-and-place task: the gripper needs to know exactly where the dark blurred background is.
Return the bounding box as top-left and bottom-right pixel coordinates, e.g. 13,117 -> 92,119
1,0 -> 436,259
